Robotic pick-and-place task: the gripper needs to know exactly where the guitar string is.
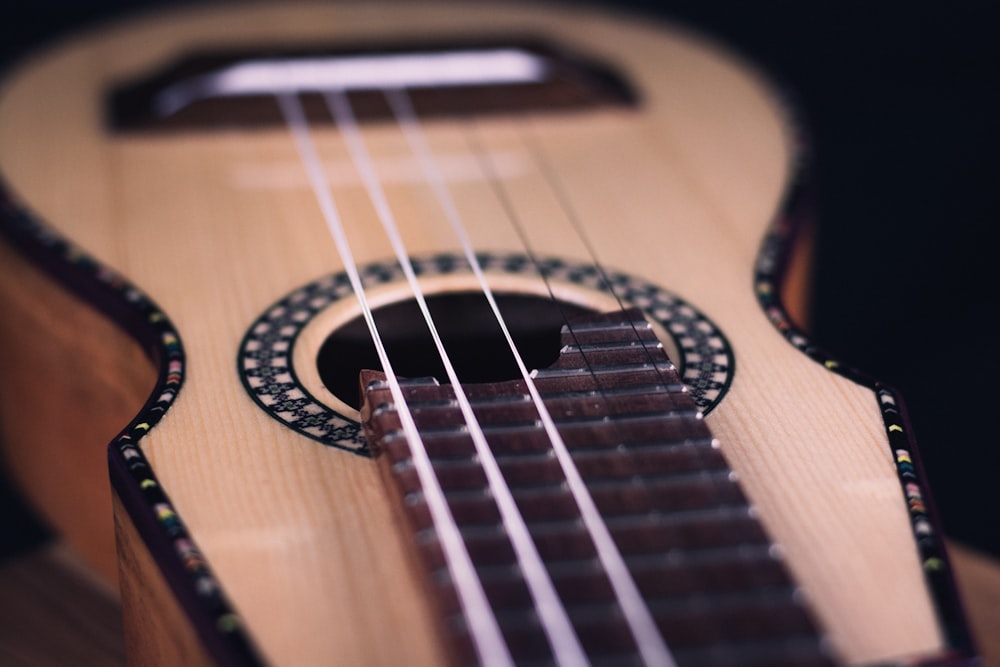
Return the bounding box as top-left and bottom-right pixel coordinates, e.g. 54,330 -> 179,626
512,117 -> 733,633
383,88 -> 677,667
517,120 -> 693,400
461,120 -> 676,416
275,92 -> 514,667
461,116 -> 692,667
320,88 -> 590,666
511,113 -> 808,660
383,81 -> 815,667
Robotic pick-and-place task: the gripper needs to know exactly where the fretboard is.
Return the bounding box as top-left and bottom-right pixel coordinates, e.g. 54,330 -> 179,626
360,309 -> 833,666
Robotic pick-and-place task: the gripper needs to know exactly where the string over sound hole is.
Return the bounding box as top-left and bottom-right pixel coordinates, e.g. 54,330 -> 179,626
317,291 -> 592,410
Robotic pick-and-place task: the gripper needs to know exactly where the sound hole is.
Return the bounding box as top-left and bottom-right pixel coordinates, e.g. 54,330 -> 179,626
317,292 -> 592,409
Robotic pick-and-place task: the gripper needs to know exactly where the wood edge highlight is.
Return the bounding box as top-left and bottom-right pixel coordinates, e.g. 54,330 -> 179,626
113,489 -> 216,667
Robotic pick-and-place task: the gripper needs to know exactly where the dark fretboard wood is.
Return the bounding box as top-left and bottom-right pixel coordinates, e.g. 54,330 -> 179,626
360,309 -> 833,667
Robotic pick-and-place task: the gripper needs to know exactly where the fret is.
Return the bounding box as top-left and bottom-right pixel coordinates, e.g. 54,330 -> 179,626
460,549 -> 790,601
398,391 -> 695,420
404,446 -> 725,477
375,410 -> 707,449
546,410 -> 700,430
382,428 -> 718,460
433,544 -> 786,603
560,339 -> 664,353
547,347 -> 676,369
622,543 -> 782,568
385,405 -> 699,433
403,473 -> 745,529
387,382 -> 688,406
387,440 -> 735,481
531,369 -> 686,394
463,409 -> 699,434
579,469 -> 738,490
421,394 -> 533,409
413,507 -> 769,568
420,502 -> 758,544
394,462 -> 743,502
537,383 -> 688,398
531,361 -> 676,379
402,383 -> 690,407
549,319 -> 654,335
557,440 -> 726,469
489,439 -> 721,466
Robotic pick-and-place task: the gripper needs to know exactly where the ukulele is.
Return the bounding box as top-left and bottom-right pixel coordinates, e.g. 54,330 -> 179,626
0,2 -> 976,665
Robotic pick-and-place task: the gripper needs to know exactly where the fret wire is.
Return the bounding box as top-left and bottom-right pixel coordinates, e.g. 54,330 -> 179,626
385,88 -> 676,667
324,88 -> 588,666
276,92 -> 512,667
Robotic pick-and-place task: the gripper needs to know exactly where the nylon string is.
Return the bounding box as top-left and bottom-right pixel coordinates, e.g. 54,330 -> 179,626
320,88 -> 588,665
276,92 -> 513,667
517,118 -> 740,635
384,88 -> 677,667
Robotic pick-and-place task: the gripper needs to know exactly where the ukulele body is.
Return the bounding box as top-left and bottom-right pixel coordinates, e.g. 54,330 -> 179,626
0,3 -> 970,665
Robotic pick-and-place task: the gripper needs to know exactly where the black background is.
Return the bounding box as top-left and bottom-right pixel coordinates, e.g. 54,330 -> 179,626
1,1 -> 997,566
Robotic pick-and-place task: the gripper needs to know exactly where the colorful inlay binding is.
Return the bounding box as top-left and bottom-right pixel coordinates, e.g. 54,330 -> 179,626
753,154 -> 975,660
0,188 -> 265,666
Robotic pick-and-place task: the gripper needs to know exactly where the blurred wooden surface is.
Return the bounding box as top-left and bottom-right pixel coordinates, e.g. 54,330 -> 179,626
0,538 -> 996,666
0,542 -> 124,666
950,542 -> 1000,667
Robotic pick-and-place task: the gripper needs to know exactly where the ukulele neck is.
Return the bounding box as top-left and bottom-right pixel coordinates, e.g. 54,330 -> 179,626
360,308 -> 831,665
